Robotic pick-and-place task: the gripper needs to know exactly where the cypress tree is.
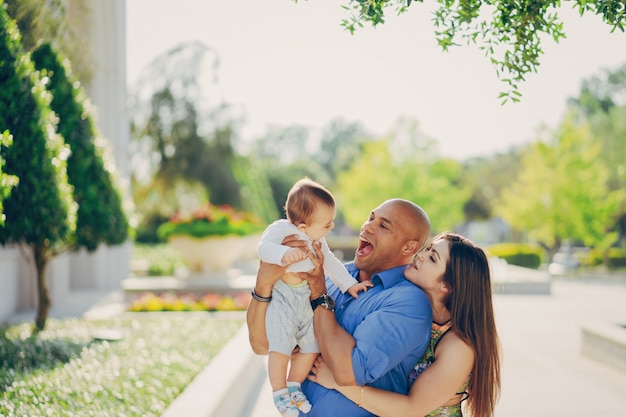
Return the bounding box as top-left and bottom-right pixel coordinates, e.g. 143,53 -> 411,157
31,42 -> 129,251
0,1 -> 76,332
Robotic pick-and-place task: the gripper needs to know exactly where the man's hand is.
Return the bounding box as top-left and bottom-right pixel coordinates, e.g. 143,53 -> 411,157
308,355 -> 340,390
294,240 -> 327,299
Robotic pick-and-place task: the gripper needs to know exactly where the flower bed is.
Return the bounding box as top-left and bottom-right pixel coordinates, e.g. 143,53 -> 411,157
127,291 -> 251,312
157,203 -> 265,240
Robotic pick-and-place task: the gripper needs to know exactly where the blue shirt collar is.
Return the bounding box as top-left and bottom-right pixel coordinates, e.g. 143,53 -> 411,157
345,262 -> 408,289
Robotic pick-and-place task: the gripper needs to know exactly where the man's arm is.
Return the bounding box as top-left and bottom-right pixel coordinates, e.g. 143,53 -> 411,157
246,235 -> 309,354
305,242 -> 358,386
246,260 -> 285,354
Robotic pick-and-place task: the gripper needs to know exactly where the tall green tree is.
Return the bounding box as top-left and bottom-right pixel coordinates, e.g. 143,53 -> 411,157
0,2 -> 76,332
0,130 -> 18,226
335,119 -> 469,233
317,0 -> 625,101
130,41 -> 277,240
248,118 -> 371,223
461,148 -> 525,221
494,113 -> 623,254
30,43 -> 129,251
569,63 -> 626,245
5,0 -> 92,82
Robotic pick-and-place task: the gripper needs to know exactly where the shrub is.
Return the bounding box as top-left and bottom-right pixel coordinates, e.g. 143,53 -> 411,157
157,202 -> 265,240
487,242 -> 545,269
582,248 -> 626,269
132,243 -> 185,276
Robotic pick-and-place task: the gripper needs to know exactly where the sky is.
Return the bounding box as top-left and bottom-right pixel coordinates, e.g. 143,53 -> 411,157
125,0 -> 626,160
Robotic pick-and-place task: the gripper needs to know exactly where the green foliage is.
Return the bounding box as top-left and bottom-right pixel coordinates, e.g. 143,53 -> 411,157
487,242 -> 544,269
0,130 -> 18,226
0,2 -> 76,249
0,316 -> 243,417
568,63 -> 626,246
582,247 -> 626,268
129,42 -> 278,238
5,0 -> 93,82
157,202 -> 265,240
132,243 -> 185,276
494,112 -> 623,252
30,43 -> 129,252
461,148 -> 525,220
335,120 -> 469,233
331,0 -> 625,102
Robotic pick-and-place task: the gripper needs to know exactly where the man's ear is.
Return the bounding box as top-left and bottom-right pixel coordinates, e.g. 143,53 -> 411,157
402,240 -> 421,256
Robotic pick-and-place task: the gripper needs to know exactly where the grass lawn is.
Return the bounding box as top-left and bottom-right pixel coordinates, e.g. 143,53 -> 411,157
0,313 -> 244,417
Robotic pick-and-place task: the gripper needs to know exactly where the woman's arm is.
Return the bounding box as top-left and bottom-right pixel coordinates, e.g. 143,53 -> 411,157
309,333 -> 475,417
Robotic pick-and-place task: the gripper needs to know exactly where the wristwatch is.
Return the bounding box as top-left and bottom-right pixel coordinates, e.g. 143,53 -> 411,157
310,294 -> 336,312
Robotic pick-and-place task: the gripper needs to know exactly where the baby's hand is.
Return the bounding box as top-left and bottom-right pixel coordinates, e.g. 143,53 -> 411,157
281,247 -> 307,265
347,280 -> 373,298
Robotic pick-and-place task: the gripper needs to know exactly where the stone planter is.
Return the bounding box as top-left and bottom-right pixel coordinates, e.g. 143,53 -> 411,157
168,234 -> 260,274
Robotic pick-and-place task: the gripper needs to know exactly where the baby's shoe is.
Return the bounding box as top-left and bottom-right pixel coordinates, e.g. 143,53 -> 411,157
273,388 -> 299,417
287,381 -> 312,413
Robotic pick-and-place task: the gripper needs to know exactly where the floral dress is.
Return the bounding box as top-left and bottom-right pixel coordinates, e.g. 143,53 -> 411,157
407,321 -> 469,417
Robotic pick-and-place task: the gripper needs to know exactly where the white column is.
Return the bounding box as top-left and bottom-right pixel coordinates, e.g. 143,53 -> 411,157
69,0 -> 131,290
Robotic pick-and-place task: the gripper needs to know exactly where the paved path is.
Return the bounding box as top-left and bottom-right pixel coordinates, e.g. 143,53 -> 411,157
248,278 -> 626,417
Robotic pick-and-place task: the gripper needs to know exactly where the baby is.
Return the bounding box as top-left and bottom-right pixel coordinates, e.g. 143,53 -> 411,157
256,177 -> 371,417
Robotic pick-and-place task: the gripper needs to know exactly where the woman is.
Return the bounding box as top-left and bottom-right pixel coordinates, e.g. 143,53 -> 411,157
308,232 -> 501,417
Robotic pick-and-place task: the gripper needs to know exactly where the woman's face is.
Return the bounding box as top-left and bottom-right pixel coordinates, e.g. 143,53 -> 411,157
404,238 -> 450,292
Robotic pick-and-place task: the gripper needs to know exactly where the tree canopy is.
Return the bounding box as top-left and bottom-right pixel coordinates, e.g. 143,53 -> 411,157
327,0 -> 625,101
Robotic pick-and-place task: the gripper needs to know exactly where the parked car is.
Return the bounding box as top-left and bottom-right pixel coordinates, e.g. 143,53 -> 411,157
548,250 -> 580,275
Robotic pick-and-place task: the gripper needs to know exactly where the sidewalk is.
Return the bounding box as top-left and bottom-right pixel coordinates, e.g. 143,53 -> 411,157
246,277 -> 626,417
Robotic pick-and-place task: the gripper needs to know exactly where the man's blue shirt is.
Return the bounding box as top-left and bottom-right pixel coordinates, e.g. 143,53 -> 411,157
301,262 -> 432,417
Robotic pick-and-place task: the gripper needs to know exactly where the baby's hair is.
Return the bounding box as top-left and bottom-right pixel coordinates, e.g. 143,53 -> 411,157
285,177 -> 335,225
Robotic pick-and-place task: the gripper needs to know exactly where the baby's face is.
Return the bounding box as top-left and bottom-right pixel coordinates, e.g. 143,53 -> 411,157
301,204 -> 336,241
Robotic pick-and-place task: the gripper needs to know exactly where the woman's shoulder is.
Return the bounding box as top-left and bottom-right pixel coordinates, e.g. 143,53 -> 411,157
436,330 -> 474,362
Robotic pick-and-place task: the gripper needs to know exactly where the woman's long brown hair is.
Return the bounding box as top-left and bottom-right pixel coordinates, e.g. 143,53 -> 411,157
439,232 -> 501,417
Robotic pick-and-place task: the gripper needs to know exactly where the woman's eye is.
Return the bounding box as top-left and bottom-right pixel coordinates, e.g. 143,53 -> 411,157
430,255 -> 435,263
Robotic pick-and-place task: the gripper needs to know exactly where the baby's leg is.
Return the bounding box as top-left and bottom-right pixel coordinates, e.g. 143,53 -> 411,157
287,351 -> 318,383
286,352 -> 318,413
268,351 -> 290,391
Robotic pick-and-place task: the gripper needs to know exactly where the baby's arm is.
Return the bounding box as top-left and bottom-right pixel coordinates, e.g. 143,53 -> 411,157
258,221 -> 298,265
281,247 -> 308,265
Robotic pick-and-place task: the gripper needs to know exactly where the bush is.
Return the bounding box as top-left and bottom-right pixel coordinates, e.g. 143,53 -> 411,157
487,242 -> 545,269
132,243 -> 185,276
582,248 -> 626,269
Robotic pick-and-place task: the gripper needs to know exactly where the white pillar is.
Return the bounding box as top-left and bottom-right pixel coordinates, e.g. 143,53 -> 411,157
69,0 -> 131,290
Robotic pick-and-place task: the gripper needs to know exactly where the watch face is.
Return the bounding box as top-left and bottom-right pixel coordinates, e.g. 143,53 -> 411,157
312,294 -> 335,311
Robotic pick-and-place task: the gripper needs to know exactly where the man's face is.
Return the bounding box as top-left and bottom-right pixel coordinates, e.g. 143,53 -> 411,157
354,200 -> 420,276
